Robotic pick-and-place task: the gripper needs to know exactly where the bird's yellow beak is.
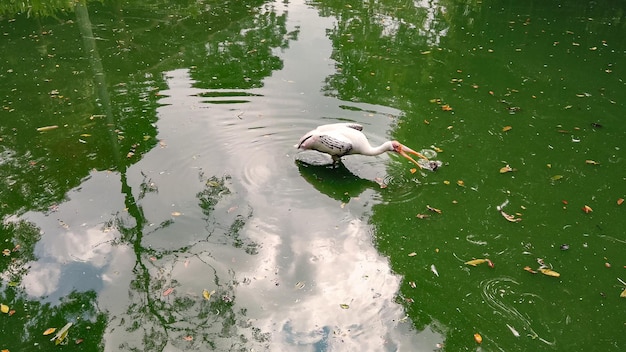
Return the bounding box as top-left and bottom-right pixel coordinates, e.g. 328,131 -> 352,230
398,145 -> 429,168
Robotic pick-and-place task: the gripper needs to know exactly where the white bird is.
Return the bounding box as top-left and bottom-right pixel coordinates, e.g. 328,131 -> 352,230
295,123 -> 429,168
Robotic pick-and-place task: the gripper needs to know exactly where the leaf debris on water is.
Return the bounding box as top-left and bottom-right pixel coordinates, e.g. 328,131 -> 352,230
339,303 -> 350,309
539,268 -> 561,277
500,165 -> 516,173
474,333 -> 482,344
36,125 -> 59,132
426,205 -> 442,214
202,289 -> 215,300
430,264 -> 439,277
51,322 -> 72,345
506,324 -> 520,337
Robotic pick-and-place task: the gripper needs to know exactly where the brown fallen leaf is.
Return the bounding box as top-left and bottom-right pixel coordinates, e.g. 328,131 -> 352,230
409,168 -> 417,174
441,104 -> 453,111
43,327 -> 57,336
617,198 -> 624,206
582,205 -> 593,213
415,213 -> 430,219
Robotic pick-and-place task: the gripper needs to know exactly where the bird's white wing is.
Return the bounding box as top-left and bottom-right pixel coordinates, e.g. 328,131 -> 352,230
317,133 -> 353,155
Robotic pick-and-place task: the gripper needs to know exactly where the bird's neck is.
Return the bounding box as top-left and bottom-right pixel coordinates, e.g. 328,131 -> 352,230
362,141 -> 393,156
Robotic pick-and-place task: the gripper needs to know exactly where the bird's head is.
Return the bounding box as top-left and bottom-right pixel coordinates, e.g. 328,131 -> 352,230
391,141 -> 429,167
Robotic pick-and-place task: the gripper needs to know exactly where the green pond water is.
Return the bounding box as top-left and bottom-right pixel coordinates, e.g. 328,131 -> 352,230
0,0 -> 625,351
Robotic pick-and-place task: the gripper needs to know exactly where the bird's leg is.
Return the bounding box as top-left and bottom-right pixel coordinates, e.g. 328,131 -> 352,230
332,155 -> 341,167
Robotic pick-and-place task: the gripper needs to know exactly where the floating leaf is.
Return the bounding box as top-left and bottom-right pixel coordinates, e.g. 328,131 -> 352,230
183,336 -> 193,341
585,160 -> 600,165
617,198 -> 624,206
75,338 -> 84,344
409,168 -> 417,174
171,211 -> 182,217
426,205 -> 442,214
408,281 -> 416,288
374,177 -> 387,188
500,210 -> 522,222
523,266 -> 537,274
408,252 -> 417,257
415,213 -> 430,219
163,287 -> 174,296
202,289 -> 215,301
36,125 -> 59,132
2,249 -> 11,256
456,180 -> 465,187
43,328 -> 57,336
430,264 -> 439,277
339,304 -> 350,309
500,165 -> 516,173
0,303 -> 9,314
506,324 -> 520,337
51,323 -> 72,345
465,259 -> 488,266
539,268 -> 561,277
441,104 -> 453,111
502,126 -> 512,132
582,205 -> 593,214
474,333 -> 483,344
621,289 -> 626,298
551,175 -> 564,181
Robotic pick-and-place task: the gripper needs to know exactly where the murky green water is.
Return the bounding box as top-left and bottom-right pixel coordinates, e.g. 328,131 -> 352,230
1,0 -> 625,351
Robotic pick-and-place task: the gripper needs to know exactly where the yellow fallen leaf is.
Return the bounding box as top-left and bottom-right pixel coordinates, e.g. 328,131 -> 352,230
202,289 -> 215,301
340,303 -> 350,309
0,303 -> 9,313
43,327 -> 57,336
585,160 -> 600,165
465,259 -> 487,266
51,323 -> 72,345
539,268 -> 561,277
502,126 -> 512,132
410,168 -> 417,174
621,288 -> 626,298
